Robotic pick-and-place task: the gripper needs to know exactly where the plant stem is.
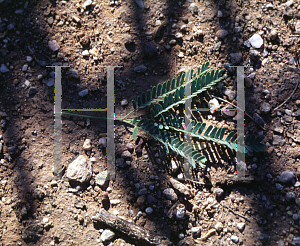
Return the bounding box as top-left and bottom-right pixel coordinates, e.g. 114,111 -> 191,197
60,112 -> 124,122
121,110 -> 135,120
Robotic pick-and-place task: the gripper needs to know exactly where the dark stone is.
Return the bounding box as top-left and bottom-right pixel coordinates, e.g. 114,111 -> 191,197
147,195 -> 158,204
22,224 -> 43,243
283,8 -> 294,20
253,113 -> 264,126
249,49 -> 261,61
28,87 -> 38,96
74,199 -> 86,210
224,63 -> 236,73
0,23 -> 7,33
144,42 -> 157,58
12,201 -> 29,221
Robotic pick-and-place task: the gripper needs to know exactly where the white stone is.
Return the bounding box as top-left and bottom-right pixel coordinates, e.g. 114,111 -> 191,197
207,197 -> 214,204
295,22 -> 300,34
249,34 -> 263,49
208,98 -> 220,114
95,171 -> 108,186
112,210 -> 119,216
178,52 -> 184,58
66,155 -> 92,183
237,222 -> 245,231
89,48 -> 97,56
82,50 -> 89,56
266,3 -> 273,8
100,229 -> 115,242
145,207 -> 153,214
155,20 -> 161,26
176,205 -> 186,219
24,80 -> 30,87
22,64 -> 28,72
214,222 -> 223,231
169,160 -> 179,173
43,217 -> 49,224
231,235 -> 239,243
26,56 -> 32,62
217,10 -> 223,17
286,0 -> 293,7
121,99 -> 128,106
48,40 -> 60,51
83,139 -> 92,151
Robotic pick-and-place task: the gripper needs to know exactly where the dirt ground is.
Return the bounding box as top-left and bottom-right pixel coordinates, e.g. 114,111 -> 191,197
0,0 -> 300,245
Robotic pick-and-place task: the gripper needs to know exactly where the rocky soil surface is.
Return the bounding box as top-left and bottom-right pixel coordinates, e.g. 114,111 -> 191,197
0,0 -> 300,245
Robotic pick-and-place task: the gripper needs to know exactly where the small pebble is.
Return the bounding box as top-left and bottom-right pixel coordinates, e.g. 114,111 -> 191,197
231,235 -> 239,243
22,64 -> 28,72
145,207 -> 153,214
216,29 -> 228,39
82,50 -> 89,56
24,80 -> 30,87
286,0 -> 294,7
0,64 -> 9,73
26,56 -> 32,62
78,89 -> 88,97
249,34 -> 263,49
48,40 -> 60,51
121,99 -> 128,106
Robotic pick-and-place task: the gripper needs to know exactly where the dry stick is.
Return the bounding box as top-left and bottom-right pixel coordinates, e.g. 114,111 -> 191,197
92,209 -> 172,245
220,202 -> 251,222
211,96 -> 266,131
273,78 -> 299,111
185,178 -> 212,185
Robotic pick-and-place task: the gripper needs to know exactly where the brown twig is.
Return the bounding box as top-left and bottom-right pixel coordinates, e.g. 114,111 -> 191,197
185,178 -> 212,185
211,96 -> 265,131
273,79 -> 299,111
220,202 -> 251,222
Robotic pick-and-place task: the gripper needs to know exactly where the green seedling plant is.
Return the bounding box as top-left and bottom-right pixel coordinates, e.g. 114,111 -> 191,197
62,62 -> 268,169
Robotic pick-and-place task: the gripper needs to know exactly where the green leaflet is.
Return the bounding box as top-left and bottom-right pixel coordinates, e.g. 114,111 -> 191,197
152,86 -> 157,99
142,92 -> 146,104
132,100 -> 137,110
157,84 -> 162,97
147,89 -> 151,101
116,62 -> 267,171
133,126 -> 138,140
